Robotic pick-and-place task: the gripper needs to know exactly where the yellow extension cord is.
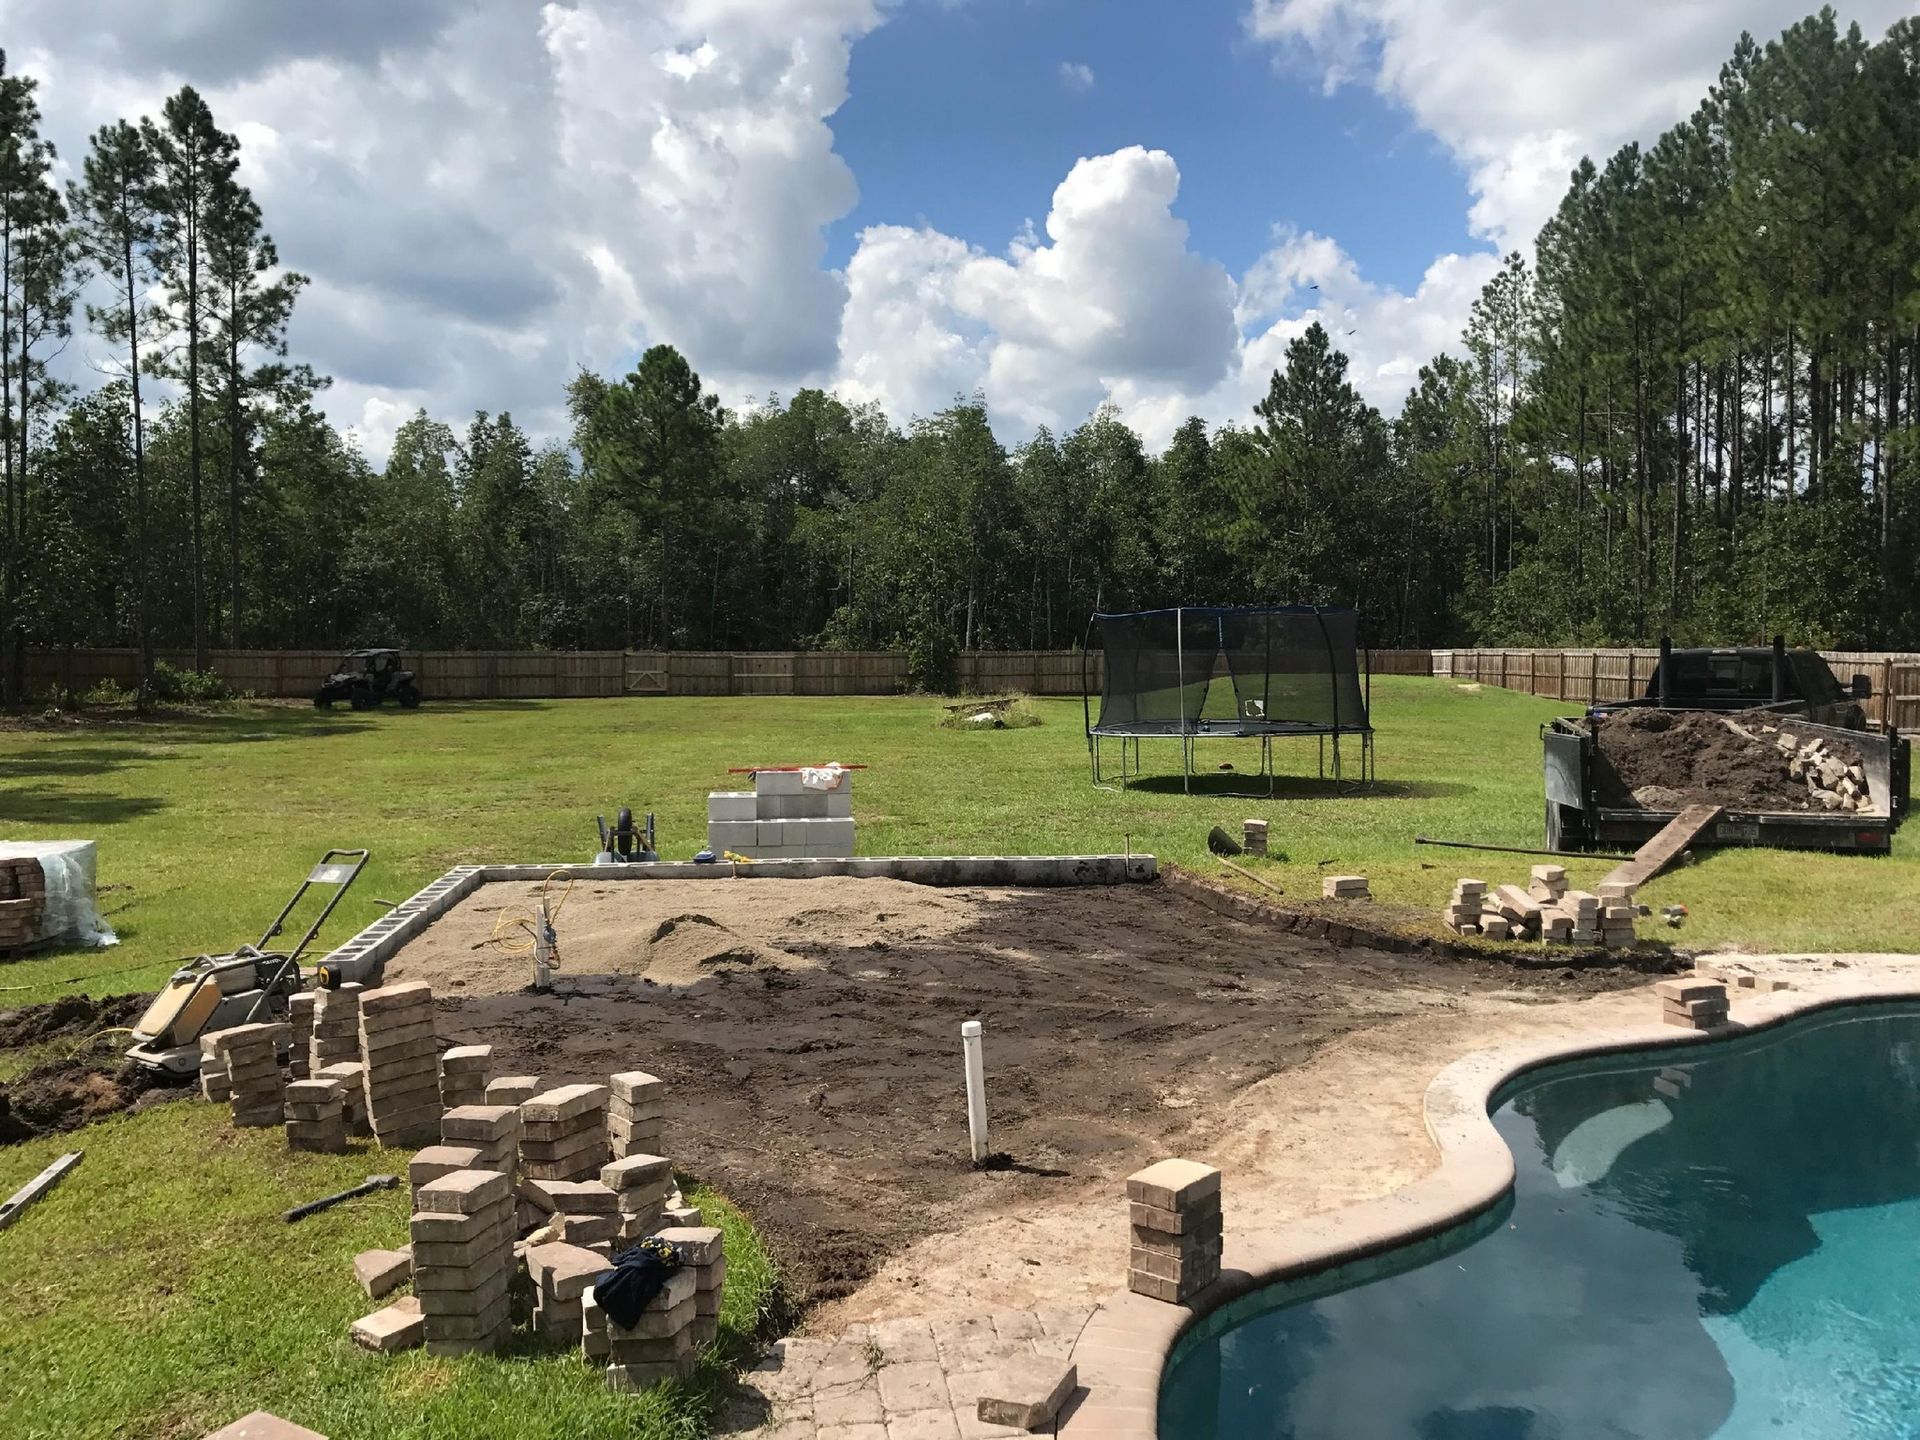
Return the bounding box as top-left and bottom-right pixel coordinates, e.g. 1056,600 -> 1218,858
489,869 -> 576,956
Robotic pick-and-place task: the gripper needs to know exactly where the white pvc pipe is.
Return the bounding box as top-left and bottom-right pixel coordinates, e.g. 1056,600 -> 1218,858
961,1020 -> 989,1163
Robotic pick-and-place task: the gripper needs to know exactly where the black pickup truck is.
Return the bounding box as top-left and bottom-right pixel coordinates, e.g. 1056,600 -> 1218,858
1544,639 -> 1911,854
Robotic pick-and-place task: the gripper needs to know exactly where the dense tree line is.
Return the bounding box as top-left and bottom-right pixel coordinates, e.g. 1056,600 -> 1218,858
3,10 -> 1916,704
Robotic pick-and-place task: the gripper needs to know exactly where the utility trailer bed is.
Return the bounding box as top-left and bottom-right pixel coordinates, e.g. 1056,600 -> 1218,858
1544,716 -> 1910,856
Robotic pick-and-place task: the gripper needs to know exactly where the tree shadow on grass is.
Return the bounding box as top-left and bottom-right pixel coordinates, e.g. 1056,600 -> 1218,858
0,746 -> 158,779
1118,773 -> 1475,800
0,791 -> 167,826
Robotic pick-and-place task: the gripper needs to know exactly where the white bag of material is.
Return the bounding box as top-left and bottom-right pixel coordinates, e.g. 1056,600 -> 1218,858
0,839 -> 118,948
799,763 -> 850,791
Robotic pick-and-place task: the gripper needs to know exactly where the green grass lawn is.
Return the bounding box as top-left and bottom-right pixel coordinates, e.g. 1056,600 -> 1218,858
0,679 -> 1914,1438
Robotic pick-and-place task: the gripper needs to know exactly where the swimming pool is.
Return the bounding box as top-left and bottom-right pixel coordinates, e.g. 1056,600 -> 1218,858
1159,1004 -> 1920,1439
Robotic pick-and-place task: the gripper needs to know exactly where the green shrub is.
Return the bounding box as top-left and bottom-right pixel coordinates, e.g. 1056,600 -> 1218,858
149,660 -> 231,704
82,678 -> 134,708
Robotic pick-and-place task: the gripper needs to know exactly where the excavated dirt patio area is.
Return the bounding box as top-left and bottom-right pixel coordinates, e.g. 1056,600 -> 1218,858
389,874 -> 1648,1315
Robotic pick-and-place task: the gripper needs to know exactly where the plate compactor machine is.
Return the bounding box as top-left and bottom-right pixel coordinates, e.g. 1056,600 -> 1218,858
127,849 -> 370,1076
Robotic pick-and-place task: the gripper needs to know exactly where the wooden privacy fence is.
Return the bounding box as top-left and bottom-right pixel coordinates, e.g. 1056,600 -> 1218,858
27,644 -> 1440,702
1434,649 -> 1920,734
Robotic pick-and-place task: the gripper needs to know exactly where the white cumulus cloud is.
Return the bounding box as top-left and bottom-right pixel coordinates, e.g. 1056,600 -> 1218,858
1058,60 -> 1095,92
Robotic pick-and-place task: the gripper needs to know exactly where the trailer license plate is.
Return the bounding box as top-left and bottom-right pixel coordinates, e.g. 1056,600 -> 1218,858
1717,822 -> 1759,841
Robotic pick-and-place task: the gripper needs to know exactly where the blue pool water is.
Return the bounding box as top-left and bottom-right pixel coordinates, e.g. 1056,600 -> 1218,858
1159,1005 -> 1920,1439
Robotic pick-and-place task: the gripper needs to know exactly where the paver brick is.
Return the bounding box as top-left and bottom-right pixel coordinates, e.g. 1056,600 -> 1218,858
199,1410 -> 329,1440
521,1083 -> 611,1123
1124,1159 -> 1220,1211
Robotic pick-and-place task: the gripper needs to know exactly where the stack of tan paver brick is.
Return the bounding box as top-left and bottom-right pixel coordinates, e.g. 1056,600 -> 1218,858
309,984 -> 361,1071
596,1265 -> 700,1390
441,1104 -> 521,1173
1322,874 -> 1371,901
1442,879 -> 1487,935
659,1225 -> 725,1347
217,1023 -> 288,1128
358,982 -> 442,1146
526,1240 -> 608,1343
200,1032 -> 233,1103
318,1061 -> 371,1135
603,1153 -> 672,1246
520,1084 -> 609,1184
410,1144 -> 488,1204
1241,819 -> 1268,858
1527,863 -> 1567,903
438,1045 -> 492,1110
0,855 -> 46,951
286,994 -> 315,1080
411,1168 -> 515,1356
608,1071 -> 664,1159
526,1178 -> 621,1251
486,1074 -> 542,1107
284,1076 -> 348,1152
1126,1158 -> 1222,1303
1657,978 -> 1728,1030
1599,882 -> 1639,947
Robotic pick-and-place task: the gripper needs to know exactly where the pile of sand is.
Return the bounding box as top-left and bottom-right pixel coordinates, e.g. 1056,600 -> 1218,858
641,912 -> 813,985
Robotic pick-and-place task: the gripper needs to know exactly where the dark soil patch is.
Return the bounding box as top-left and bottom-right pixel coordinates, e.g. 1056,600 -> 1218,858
420,880 -> 1646,1315
0,991 -> 150,1049
0,1057 -> 186,1144
1593,709 -> 1864,811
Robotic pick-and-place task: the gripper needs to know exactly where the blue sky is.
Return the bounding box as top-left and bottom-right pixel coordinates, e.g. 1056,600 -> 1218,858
831,0 -> 1478,295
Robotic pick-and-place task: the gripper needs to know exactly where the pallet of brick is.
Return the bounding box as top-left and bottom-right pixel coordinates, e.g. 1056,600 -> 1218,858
485,1074 -> 542,1108
286,994 -> 315,1080
658,1225 -> 725,1346
1656,979 -> 1728,1030
284,1077 -> 349,1153
0,855 -> 46,950
1322,874 -> 1370,901
438,1045 -> 492,1111
318,1061 -> 371,1136
358,982 -> 442,1146
1527,864 -> 1568,903
309,984 -> 362,1071
1126,1158 -> 1222,1304
602,1153 -> 673,1245
601,1266 -> 700,1390
213,1022 -> 289,1128
411,1168 -> 516,1356
608,1071 -> 664,1160
441,1104 -> 521,1172
1442,878 -> 1486,935
520,1083 -> 609,1183
526,1241 -> 608,1343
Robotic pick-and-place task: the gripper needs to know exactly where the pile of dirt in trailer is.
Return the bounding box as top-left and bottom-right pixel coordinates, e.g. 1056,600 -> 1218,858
1593,709 -> 1867,811
407,877 -> 1650,1312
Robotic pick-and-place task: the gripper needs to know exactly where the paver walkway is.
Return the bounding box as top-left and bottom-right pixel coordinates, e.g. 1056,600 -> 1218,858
725,1307 -> 1095,1440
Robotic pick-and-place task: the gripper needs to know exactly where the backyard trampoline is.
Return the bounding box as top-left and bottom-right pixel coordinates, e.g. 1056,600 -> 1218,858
1083,606 -> 1374,793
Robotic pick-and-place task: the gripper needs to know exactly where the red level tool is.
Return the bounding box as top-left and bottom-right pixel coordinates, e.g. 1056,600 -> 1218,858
726,764 -> 869,773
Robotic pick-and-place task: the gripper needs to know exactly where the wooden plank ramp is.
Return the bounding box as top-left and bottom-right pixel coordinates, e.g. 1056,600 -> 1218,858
1601,803 -> 1723,892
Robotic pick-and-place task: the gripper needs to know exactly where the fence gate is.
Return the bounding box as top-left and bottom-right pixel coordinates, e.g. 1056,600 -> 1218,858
729,654 -> 796,696
623,652 -> 668,695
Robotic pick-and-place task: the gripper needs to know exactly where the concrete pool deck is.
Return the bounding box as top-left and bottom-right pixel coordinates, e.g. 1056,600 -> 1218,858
756,951 -> 1920,1440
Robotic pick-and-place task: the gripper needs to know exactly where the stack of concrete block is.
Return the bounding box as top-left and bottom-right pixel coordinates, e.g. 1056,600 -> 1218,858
358,982 -> 442,1146
603,1154 -> 673,1246
438,1045 -> 493,1111
486,1075 -> 542,1108
410,1168 -> 515,1356
309,984 -> 362,1072
217,1023 -> 288,1128
526,1241 -> 609,1343
441,1104 -> 521,1173
608,1071 -> 664,1160
705,767 -> 855,860
284,1076 -> 349,1152
199,1032 -> 234,1103
658,1225 -> 725,1347
286,994 -> 315,1080
520,1084 -> 609,1184
410,1144 -> 488,1204
1322,874 -> 1371,901
1442,879 -> 1487,935
597,1266 -> 700,1391
1657,978 -> 1728,1030
1127,1159 -> 1222,1304
1241,819 -> 1269,858
318,1061 -> 371,1135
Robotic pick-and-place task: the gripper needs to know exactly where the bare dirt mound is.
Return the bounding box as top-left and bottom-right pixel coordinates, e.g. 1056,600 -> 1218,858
417,878 -> 1646,1313
0,992 -> 150,1049
0,1057 -> 186,1145
642,912 -> 812,985
1594,709 -> 1866,811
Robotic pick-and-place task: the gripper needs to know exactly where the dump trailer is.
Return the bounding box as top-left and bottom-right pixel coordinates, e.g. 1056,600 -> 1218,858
1544,639 -> 1911,855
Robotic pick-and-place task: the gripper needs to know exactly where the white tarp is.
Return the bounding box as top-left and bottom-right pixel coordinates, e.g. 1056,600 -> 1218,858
799,763 -> 851,791
0,839 -> 117,948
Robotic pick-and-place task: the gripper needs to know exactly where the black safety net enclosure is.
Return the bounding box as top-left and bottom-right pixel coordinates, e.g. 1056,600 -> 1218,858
1083,606 -> 1374,793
